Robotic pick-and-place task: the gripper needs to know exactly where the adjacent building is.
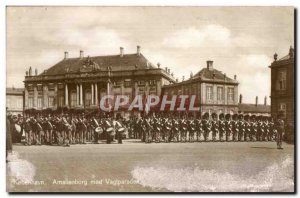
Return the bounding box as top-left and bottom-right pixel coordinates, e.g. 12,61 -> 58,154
6,87 -> 24,115
162,60 -> 239,115
269,46 -> 294,140
24,46 -> 175,117
238,95 -> 271,115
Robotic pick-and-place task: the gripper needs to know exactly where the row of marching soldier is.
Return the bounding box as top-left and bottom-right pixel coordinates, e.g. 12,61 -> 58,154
8,111 -> 285,149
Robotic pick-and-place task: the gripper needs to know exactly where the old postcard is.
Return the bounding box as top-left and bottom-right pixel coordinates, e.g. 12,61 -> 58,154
6,6 -> 295,192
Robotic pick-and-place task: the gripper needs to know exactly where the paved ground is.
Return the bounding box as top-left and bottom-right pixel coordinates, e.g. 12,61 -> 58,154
7,140 -> 294,192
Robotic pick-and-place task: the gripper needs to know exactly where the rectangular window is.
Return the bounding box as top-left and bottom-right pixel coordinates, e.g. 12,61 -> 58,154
37,97 -> 43,108
48,96 -> 54,107
138,80 -> 145,86
85,91 -> 92,106
149,80 -> 157,85
278,71 -> 287,90
17,98 -> 23,108
58,84 -> 64,90
124,79 -> 132,87
58,96 -> 64,107
278,103 -> 286,118
48,83 -> 55,91
37,84 -> 43,91
228,88 -> 234,101
27,84 -> 34,91
28,97 -> 33,108
71,92 -> 77,107
217,87 -> 224,100
206,86 -> 213,101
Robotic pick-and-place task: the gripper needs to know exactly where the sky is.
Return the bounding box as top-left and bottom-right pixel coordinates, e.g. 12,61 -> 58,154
6,6 -> 294,103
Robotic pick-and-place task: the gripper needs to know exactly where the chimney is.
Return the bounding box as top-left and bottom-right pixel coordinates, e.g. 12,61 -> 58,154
137,45 -> 141,56
157,62 -> 161,68
234,75 -> 237,80
64,51 -> 69,59
182,76 -> 185,81
206,60 -> 213,70
80,50 -> 84,59
289,46 -> 294,58
264,96 -> 267,106
176,78 -> 178,83
35,68 -> 38,76
120,47 -> 124,57
255,96 -> 258,106
167,68 -> 170,73
171,72 -> 174,77
239,94 -> 242,104
26,71 -> 28,76
29,67 -> 32,76
165,67 -> 168,72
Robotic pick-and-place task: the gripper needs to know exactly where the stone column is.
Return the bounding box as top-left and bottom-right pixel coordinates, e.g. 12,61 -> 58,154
33,86 -> 38,108
65,84 -> 68,106
95,83 -> 98,105
91,84 -> 94,105
80,83 -> 83,106
76,84 -> 79,106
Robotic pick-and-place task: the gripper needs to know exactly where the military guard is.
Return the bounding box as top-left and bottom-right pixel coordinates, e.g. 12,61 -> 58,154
275,112 -> 285,149
179,116 -> 187,142
256,115 -> 263,141
211,113 -> 219,142
187,117 -> 196,142
250,115 -> 257,141
218,113 -> 225,142
237,114 -> 245,141
231,114 -> 239,141
202,112 -> 211,142
224,114 -> 232,142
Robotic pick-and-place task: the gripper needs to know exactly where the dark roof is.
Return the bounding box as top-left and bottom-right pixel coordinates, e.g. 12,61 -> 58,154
41,53 -> 156,76
194,68 -> 237,83
238,103 -> 271,113
6,87 -> 24,95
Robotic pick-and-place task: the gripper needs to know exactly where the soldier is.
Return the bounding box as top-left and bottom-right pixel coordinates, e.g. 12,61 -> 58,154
179,115 -> 187,142
23,117 -> 32,146
195,116 -> 203,142
171,116 -> 180,142
224,114 -> 232,142
218,113 -> 225,142
114,116 -> 125,144
275,112 -> 285,149
163,117 -> 172,143
244,115 -> 251,141
152,117 -> 161,143
211,113 -> 219,142
268,117 -> 275,141
231,114 -> 239,142
256,115 -> 263,141
250,115 -> 257,141
187,117 -> 196,142
237,114 -> 245,141
143,116 -> 152,143
261,116 -> 269,141
202,112 -> 211,142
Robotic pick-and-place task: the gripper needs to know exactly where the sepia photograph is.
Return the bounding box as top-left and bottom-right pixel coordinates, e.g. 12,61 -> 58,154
5,6 -> 295,193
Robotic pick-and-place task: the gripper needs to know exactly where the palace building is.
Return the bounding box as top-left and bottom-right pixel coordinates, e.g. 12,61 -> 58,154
24,46 -> 175,116
162,60 -> 239,115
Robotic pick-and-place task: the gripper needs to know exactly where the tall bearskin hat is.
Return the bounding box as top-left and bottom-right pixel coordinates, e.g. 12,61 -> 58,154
225,113 -> 231,120
219,113 -> 224,119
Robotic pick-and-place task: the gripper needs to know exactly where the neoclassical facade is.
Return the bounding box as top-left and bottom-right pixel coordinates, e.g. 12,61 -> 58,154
24,46 -> 175,115
162,61 -> 239,115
